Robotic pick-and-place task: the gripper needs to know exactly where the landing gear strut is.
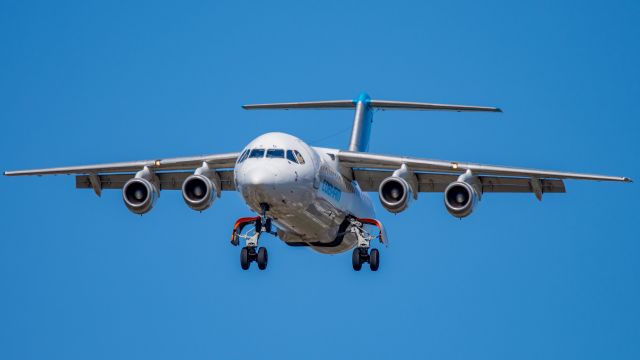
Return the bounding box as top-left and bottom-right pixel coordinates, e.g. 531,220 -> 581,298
231,204 -> 275,271
349,218 -> 386,272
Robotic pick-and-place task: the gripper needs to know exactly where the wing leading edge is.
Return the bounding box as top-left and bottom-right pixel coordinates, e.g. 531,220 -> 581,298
4,152 -> 239,176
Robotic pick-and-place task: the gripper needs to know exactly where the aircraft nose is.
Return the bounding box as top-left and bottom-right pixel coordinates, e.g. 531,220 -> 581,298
238,163 -> 283,204
241,164 -> 279,188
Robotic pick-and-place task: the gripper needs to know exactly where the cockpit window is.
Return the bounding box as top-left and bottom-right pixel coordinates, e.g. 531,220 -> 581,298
237,149 -> 250,163
293,150 -> 306,164
266,149 -> 285,158
286,150 -> 298,163
248,149 -> 265,158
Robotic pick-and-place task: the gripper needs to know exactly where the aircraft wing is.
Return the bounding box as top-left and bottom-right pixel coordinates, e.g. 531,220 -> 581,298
4,152 -> 240,193
4,153 -> 239,176
337,151 -> 631,198
353,170 -> 567,194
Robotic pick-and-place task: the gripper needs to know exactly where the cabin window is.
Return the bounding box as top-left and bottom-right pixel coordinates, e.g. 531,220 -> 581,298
286,150 -> 298,163
266,149 -> 285,158
248,149 -> 265,158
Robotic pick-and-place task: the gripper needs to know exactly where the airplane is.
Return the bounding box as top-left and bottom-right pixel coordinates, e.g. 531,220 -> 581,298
4,93 -> 632,272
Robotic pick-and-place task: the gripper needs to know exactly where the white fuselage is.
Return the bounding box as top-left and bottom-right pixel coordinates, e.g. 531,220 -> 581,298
234,132 -> 375,254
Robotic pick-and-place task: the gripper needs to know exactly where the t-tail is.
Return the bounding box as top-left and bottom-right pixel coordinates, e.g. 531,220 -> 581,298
242,92 -> 501,152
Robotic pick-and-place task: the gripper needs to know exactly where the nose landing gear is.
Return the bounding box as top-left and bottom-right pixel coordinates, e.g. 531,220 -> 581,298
231,205 -> 276,271
240,246 -> 268,270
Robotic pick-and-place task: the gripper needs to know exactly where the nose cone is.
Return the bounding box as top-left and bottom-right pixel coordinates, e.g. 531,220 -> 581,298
237,162 -> 292,209
243,166 -> 278,187
240,163 -> 281,189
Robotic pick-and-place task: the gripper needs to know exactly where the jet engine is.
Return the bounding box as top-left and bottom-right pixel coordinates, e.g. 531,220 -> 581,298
123,167 -> 159,215
182,163 -> 220,211
444,177 -> 480,218
379,176 -> 413,213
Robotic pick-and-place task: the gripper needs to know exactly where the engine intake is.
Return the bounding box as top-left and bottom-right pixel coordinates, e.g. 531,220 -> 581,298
182,174 -> 217,211
182,163 -> 220,212
379,176 -> 413,213
444,180 -> 478,218
123,177 -> 159,214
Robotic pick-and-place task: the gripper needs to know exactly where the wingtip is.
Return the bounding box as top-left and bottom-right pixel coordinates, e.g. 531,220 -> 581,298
624,177 -> 633,183
496,108 -> 503,113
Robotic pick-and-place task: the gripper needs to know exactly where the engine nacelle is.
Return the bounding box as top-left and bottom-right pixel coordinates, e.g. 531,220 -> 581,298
444,180 -> 479,218
122,168 -> 159,215
379,176 -> 413,213
182,174 -> 217,211
182,163 -> 220,212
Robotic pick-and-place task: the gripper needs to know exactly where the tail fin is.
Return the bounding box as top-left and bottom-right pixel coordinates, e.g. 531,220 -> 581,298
242,92 -> 501,152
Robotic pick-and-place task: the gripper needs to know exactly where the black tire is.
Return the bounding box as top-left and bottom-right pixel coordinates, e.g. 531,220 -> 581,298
240,247 -> 250,270
264,218 -> 272,233
369,248 -> 380,271
352,248 -> 362,271
257,247 -> 268,270
255,219 -> 262,233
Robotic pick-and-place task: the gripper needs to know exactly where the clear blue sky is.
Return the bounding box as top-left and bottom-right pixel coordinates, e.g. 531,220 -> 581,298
1,1 -> 639,359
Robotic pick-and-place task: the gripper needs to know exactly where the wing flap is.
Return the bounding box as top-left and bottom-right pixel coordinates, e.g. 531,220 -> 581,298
480,176 -> 565,193
76,171 -> 236,191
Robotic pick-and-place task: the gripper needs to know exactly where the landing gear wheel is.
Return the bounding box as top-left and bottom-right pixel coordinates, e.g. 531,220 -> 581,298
264,218 -> 272,234
352,248 -> 363,271
240,247 -> 250,270
255,219 -> 262,233
369,248 -> 380,271
257,247 -> 268,270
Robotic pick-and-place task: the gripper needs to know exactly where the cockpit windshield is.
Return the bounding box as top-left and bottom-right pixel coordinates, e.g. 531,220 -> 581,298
239,148 -> 305,164
237,149 -> 250,163
266,149 -> 285,158
249,149 -> 265,158
286,150 -> 296,163
293,150 -> 305,164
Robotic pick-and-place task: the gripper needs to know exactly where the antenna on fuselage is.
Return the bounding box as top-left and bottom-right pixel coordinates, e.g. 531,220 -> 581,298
242,92 -> 501,152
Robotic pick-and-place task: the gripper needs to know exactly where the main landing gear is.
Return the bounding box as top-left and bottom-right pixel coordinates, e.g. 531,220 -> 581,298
352,248 -> 380,271
231,204 -> 276,271
349,218 -> 386,272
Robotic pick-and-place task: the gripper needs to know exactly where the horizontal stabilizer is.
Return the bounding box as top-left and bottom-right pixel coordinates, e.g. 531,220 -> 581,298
243,98 -> 501,112
242,100 -> 354,110
369,100 -> 501,112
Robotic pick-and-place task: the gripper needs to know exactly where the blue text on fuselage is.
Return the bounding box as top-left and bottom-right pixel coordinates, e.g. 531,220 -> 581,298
321,180 -> 342,202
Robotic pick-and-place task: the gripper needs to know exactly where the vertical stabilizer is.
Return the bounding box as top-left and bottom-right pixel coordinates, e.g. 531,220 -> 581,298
348,93 -> 373,152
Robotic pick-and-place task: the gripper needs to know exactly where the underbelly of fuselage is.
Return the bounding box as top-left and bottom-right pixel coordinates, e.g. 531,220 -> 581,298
273,198 -> 359,254
240,181 -> 365,254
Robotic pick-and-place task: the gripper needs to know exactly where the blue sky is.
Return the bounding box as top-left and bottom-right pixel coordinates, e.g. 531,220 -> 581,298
1,1 -> 639,359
